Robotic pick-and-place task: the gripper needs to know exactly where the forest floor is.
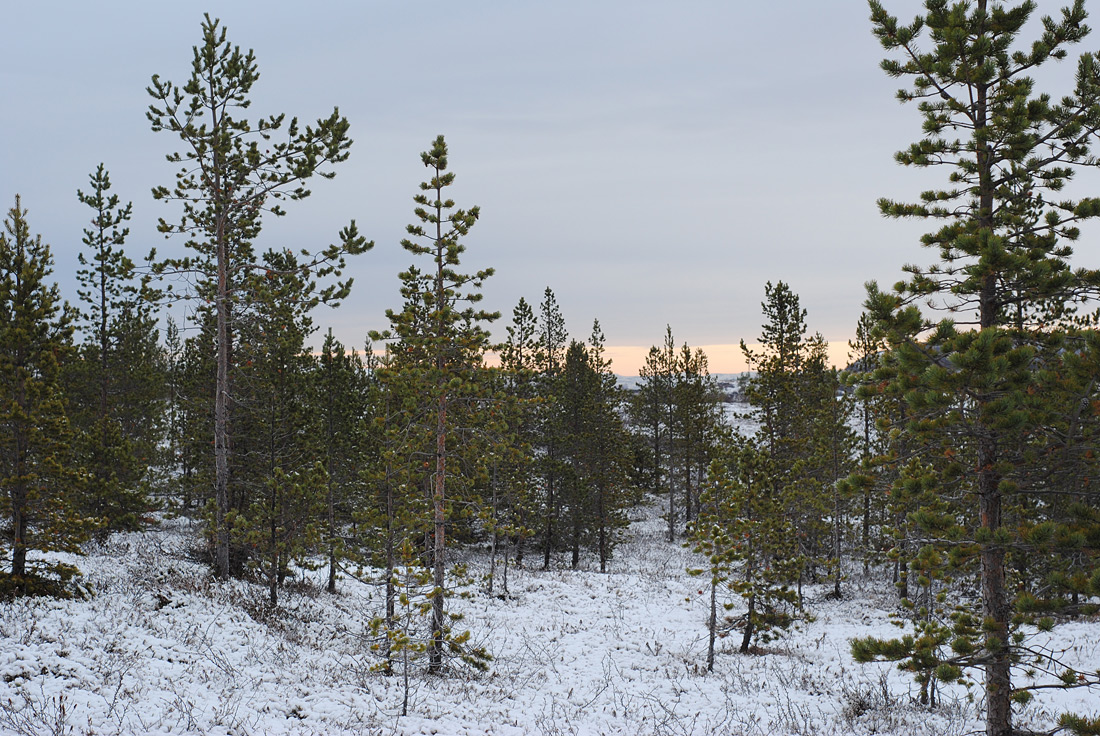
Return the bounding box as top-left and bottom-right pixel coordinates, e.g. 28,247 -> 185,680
0,498 -> 1097,736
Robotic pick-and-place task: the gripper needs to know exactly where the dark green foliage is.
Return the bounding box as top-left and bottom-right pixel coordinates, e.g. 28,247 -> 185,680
315,330 -> 372,594
148,13 -> 370,578
229,250 -> 325,600
740,282 -> 854,601
632,327 -> 724,542
370,135 -> 495,675
483,297 -> 540,593
554,324 -> 635,572
534,288 -> 569,568
635,327 -> 678,541
690,436 -> 801,664
860,3 -> 1100,733
0,197 -> 94,595
68,165 -> 162,536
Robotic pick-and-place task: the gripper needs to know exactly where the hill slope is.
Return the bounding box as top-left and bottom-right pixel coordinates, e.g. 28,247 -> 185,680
0,500 -> 1096,735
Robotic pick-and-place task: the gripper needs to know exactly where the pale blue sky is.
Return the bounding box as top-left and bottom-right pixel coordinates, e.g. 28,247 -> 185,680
3,1 -> 1092,372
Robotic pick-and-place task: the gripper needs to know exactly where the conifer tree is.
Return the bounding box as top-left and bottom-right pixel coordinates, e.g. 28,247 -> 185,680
148,13 -> 370,578
163,315 -> 215,514
0,197 -> 93,595
844,312 -> 891,568
69,165 -> 162,535
534,287 -> 569,568
553,324 -> 633,572
584,321 -> 634,571
672,342 -> 724,531
859,3 -> 1100,733
691,435 -> 800,660
231,249 -> 323,597
489,296 -> 540,589
636,327 -> 678,541
740,282 -> 839,601
371,135 -> 495,674
315,330 -> 371,594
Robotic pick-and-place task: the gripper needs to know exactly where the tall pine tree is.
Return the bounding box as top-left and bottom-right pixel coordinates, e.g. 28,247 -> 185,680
148,13 -> 370,578
372,135 -> 495,674
858,3 -> 1100,733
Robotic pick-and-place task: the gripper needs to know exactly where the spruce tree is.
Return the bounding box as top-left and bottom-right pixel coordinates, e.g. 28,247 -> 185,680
148,13 -> 370,578
860,3 -> 1100,733
0,197 -> 93,596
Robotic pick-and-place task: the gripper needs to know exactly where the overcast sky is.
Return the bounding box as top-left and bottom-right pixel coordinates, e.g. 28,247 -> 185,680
2,1 -> 1094,373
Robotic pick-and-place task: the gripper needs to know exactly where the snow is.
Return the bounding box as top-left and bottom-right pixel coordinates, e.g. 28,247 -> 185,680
0,500 -> 1096,736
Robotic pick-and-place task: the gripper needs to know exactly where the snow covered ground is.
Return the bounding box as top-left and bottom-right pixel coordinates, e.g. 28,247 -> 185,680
0,500 -> 1096,736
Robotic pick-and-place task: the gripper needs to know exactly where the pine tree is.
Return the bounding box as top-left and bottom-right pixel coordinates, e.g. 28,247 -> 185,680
69,165 -> 162,536
535,287 -> 569,569
488,296 -> 540,591
231,249 -> 323,600
740,282 -> 839,602
844,312 -> 892,569
860,3 -> 1100,733
691,435 -> 800,661
553,325 -> 633,572
636,326 -> 678,541
372,135 -> 495,674
148,13 -> 370,578
315,330 -> 371,594
672,342 -> 724,532
0,197 -> 94,596
583,321 -> 635,571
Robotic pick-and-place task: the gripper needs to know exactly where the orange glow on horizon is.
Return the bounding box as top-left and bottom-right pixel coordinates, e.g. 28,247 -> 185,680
601,341 -> 855,376
481,341 -> 855,376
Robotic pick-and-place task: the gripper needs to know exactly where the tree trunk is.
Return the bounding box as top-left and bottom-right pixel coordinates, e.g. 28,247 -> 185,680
707,576 -> 717,672
598,480 -> 608,574
973,20 -> 1011,731
428,391 -> 447,674
740,593 -> 755,654
213,207 -> 231,580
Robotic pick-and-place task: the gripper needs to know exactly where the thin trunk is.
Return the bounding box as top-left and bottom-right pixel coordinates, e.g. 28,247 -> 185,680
832,398 -> 843,599
571,482 -> 581,572
862,402 -> 871,566
973,12 -> 1011,730
206,65 -> 232,581
683,445 -> 693,530
488,464 -> 498,594
598,480 -> 608,574
707,576 -> 717,672
740,593 -> 755,654
428,180 -> 448,676
542,469 -> 555,570
502,536 -> 510,597
667,471 -> 675,543
327,465 -> 337,594
11,371 -> 28,577
98,219 -> 109,422
384,470 -> 396,676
